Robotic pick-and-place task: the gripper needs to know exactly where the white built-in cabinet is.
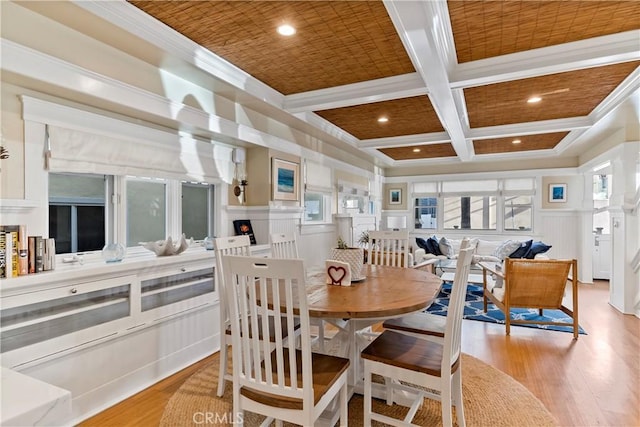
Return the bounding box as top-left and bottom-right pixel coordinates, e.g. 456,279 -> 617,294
0,247 -> 265,424
334,214 -> 377,247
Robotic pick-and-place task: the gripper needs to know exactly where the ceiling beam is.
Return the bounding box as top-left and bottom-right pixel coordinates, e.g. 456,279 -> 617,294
283,73 -> 427,113
358,132 -> 450,149
468,117 -> 593,141
384,0 -> 473,162
452,30 -> 640,89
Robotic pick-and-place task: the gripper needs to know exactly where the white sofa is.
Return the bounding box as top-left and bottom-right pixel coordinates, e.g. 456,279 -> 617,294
411,237 -> 549,273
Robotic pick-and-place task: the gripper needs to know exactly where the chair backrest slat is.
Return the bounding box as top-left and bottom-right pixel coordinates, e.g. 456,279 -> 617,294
444,244 -> 474,369
367,230 -> 410,268
223,255 -> 311,402
270,232 -> 299,259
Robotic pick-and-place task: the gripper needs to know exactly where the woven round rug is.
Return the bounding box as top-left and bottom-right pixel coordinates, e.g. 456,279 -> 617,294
160,352 -> 557,426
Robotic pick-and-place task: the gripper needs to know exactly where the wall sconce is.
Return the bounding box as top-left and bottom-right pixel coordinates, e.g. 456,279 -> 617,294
233,179 -> 248,204
232,148 -> 247,205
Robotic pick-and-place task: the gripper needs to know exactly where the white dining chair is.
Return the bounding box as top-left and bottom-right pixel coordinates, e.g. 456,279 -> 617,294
213,235 -> 252,397
213,235 -> 300,397
270,231 -> 326,351
361,245 -> 475,427
382,237 -> 472,343
223,255 -> 349,426
367,229 -> 410,268
270,231 -> 299,258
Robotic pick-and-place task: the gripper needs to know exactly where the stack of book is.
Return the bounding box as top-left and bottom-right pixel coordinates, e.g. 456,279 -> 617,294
0,225 -> 56,278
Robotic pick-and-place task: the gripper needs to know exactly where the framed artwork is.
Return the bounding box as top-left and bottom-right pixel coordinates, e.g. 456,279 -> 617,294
272,158 -> 299,201
549,183 -> 567,203
389,188 -> 402,205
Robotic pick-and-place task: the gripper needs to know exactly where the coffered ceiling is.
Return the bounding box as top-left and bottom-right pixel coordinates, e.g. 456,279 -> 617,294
11,1 -> 640,172
127,0 -> 640,169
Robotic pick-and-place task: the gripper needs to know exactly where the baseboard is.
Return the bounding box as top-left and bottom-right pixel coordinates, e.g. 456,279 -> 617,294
69,334 -> 220,425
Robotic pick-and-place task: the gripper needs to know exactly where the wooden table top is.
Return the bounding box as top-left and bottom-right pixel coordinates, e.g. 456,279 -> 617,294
304,264 -> 442,319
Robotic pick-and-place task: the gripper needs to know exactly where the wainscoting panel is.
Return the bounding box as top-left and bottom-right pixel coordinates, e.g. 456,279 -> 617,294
225,206 -> 302,245
540,211 -> 580,261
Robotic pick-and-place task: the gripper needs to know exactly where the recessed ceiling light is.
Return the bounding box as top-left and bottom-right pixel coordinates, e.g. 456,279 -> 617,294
277,24 -> 296,36
377,117 -> 388,123
412,148 -> 421,153
512,139 -> 522,144
527,96 -> 542,103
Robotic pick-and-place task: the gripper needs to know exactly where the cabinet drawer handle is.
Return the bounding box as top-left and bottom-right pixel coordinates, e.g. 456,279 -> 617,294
180,267 -> 187,272
70,288 -> 78,294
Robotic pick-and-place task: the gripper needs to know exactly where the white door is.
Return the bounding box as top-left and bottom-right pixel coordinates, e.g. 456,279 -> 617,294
593,234 -> 611,280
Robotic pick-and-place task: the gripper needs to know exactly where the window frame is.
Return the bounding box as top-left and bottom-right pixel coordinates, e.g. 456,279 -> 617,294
411,178 -> 536,234
303,190 -> 332,225
47,173 -> 218,255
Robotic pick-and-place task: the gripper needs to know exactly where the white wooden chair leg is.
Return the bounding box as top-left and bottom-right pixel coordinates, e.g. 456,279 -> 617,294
441,382 -> 453,427
339,382 -> 348,427
216,343 -> 227,397
364,361 -> 372,425
454,369 -> 465,427
318,320 -> 325,352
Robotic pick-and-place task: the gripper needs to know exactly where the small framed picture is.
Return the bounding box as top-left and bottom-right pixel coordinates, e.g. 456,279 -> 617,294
549,183 -> 567,203
389,188 -> 402,205
272,158 -> 300,201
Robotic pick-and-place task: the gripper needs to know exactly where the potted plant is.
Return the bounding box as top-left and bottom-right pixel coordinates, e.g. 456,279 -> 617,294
357,231 -> 369,248
330,236 -> 365,280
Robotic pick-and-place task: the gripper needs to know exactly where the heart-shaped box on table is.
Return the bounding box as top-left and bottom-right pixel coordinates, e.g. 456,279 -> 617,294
325,260 -> 352,286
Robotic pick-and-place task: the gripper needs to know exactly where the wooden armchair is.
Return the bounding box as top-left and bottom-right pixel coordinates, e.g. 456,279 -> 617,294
483,258 -> 579,339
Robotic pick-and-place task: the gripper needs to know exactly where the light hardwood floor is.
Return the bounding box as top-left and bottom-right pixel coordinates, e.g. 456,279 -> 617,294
82,280 -> 639,427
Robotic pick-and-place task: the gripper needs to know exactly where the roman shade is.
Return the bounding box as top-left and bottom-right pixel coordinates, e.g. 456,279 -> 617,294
46,125 -> 231,184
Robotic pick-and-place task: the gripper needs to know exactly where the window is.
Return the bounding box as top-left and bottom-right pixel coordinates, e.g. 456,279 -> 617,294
413,178 -> 534,233
304,192 -> 331,223
504,195 -> 533,231
444,196 -> 497,230
414,197 -> 437,229
49,173 -> 107,254
126,178 -> 166,247
593,174 -> 612,234
182,182 -> 214,240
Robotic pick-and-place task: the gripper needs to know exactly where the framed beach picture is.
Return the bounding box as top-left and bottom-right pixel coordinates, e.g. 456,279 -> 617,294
389,188 -> 402,205
549,183 -> 567,203
272,158 -> 299,201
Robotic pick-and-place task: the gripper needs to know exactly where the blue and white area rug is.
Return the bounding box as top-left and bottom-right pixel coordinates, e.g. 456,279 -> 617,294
425,282 -> 586,335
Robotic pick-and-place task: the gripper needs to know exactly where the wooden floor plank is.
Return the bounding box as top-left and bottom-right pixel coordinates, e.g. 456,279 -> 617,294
81,281 -> 639,427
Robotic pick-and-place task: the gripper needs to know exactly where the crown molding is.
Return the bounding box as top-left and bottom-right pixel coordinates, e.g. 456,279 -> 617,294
74,0 -> 285,109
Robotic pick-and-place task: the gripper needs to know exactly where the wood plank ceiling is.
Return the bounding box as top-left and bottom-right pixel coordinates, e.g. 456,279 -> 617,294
129,0 -> 639,164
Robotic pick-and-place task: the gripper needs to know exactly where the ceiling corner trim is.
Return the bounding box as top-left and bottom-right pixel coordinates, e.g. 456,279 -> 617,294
74,0 -> 285,109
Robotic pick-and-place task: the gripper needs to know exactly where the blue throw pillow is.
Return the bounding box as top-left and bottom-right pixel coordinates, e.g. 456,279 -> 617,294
416,236 -> 442,255
426,236 -> 442,256
525,241 -> 552,259
416,237 -> 430,251
509,239 -> 532,259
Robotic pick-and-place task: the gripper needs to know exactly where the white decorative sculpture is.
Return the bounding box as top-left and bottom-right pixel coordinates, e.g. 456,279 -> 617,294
140,234 -> 191,256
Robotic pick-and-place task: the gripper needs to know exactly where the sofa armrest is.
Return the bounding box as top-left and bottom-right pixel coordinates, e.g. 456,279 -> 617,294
413,248 -> 426,264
